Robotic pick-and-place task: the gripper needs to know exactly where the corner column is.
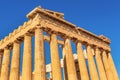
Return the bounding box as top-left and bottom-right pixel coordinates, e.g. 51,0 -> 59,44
76,42 -> 89,80
34,28 -> 46,80
95,48 -> 107,80
10,42 -> 20,80
86,45 -> 99,80
0,53 -> 3,76
64,38 -> 77,80
108,53 -> 119,80
50,32 -> 62,80
102,51 -> 114,80
62,45 -> 68,80
22,35 -> 32,80
0,48 -> 10,80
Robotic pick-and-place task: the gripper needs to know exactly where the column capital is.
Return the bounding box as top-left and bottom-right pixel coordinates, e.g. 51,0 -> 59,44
95,47 -> 99,51
73,39 -> 82,44
62,36 -> 72,41
24,31 -> 33,37
4,45 -> 11,50
84,42 -> 93,48
35,27 -> 44,32
35,25 -> 44,29
95,47 -> 103,53
101,49 -> 109,55
48,30 -> 58,35
102,50 -> 107,55
13,38 -> 22,44
86,44 -> 93,49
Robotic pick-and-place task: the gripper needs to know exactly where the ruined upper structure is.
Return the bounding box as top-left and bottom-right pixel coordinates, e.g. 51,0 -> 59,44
0,6 -> 119,80
0,6 -> 111,51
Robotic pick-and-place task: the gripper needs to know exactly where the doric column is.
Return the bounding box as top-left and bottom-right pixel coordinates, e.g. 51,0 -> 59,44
108,53 -> 119,80
76,42 -> 89,80
62,45 -> 68,80
95,48 -> 107,80
64,38 -> 77,80
86,45 -> 99,80
0,53 -> 3,76
34,28 -> 46,80
50,33 -> 62,80
102,51 -> 114,80
22,35 -> 32,80
10,42 -> 20,80
0,48 -> 10,80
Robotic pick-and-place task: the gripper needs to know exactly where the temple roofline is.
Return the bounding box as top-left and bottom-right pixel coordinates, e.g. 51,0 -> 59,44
0,6 -> 111,52
27,6 -> 111,44
27,6 -> 64,19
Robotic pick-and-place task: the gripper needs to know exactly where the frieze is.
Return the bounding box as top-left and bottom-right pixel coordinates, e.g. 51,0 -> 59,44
0,7 -> 111,52
0,18 -> 35,50
38,16 -> 110,51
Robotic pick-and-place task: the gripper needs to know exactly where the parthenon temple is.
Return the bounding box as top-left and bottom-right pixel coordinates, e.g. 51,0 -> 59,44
0,6 -> 119,80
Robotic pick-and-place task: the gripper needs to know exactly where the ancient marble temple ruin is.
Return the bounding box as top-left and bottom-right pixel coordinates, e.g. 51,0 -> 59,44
0,7 -> 119,80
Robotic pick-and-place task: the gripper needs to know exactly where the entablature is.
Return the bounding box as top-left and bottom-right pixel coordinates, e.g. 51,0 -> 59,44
0,6 -> 111,52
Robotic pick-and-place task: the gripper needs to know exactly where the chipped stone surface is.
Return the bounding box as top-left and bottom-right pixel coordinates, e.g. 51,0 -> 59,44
0,6 -> 110,52
0,6 -> 119,80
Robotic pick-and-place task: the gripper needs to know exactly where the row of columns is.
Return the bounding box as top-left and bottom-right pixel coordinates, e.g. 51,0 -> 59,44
0,28 -> 119,80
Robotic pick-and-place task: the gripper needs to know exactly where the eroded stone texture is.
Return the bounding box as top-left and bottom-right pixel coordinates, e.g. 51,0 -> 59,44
0,7 -> 118,80
10,42 -> 20,80
34,28 -> 46,80
87,46 -> 99,80
77,42 -> 89,80
102,51 -> 114,80
0,53 -> 3,76
22,35 -> 32,80
108,53 -> 119,80
95,48 -> 107,80
0,48 -> 10,80
50,33 -> 62,80
64,38 -> 77,80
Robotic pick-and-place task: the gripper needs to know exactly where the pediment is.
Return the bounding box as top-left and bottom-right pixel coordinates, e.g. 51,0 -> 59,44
27,6 -> 64,19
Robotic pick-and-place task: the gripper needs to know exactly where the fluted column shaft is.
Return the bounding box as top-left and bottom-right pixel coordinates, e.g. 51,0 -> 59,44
10,42 -> 20,80
0,48 -> 10,80
50,33 -> 62,80
0,53 -> 2,76
76,42 -> 89,80
102,51 -> 114,80
87,46 -> 99,80
95,48 -> 107,80
22,35 -> 32,80
62,46 -> 68,80
34,28 -> 46,80
64,38 -> 77,80
108,53 -> 119,80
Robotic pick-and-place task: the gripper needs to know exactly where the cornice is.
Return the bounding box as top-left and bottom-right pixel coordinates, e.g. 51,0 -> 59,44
27,6 -> 111,44
0,6 -> 111,52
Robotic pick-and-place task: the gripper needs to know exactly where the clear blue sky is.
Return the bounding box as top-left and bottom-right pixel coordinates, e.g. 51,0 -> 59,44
0,0 -> 120,78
